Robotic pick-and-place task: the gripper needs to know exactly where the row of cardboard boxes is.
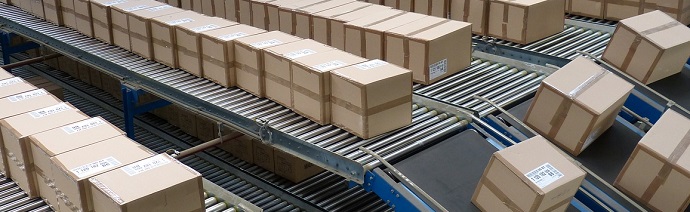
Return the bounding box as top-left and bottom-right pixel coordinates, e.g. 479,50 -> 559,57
565,0 -> 690,25
0,67 -> 207,212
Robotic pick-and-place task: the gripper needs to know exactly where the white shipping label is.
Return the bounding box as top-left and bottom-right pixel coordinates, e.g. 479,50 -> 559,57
355,59 -> 388,70
146,5 -> 173,12
29,103 -> 72,119
250,39 -> 283,48
191,24 -> 221,32
218,32 -> 248,41
166,18 -> 194,25
104,0 -> 127,6
8,89 -> 48,102
313,60 -> 346,71
524,163 -> 564,189
61,118 -> 106,134
428,59 -> 448,80
124,5 -> 149,12
120,154 -> 170,176
71,157 -> 122,178
0,77 -> 23,88
284,49 -> 317,59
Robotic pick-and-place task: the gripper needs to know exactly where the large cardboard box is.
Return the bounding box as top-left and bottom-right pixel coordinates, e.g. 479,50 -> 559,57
176,16 -> 237,77
265,0 -> 303,31
167,0 -> 179,7
472,136 -> 586,211
313,3 -> 391,50
602,11 -> 690,85
77,63 -> 92,85
178,108 -> 198,137
89,154 -> 204,212
386,16 -> 472,84
213,0 -> 226,18
74,0 -> 95,37
0,77 -> 38,98
264,39 -> 334,107
0,102 -> 89,197
566,0 -> 605,19
111,1 -> 168,50
58,56 -> 79,78
180,0 -> 192,10
615,110 -> 690,212
330,60 -> 412,139
344,11 -> 425,59
151,11 -> 205,68
642,0 -> 690,25
217,134 -> 255,163
604,0 -> 641,21
291,50 -> 367,125
225,0 -> 239,21
234,31 -> 302,97
524,57 -> 633,156
31,0 -> 45,19
202,0 -> 215,15
129,5 -> 185,60
383,0 -> 413,11
277,0 -> 331,36
45,0 -> 65,24
51,136 -> 155,212
237,0 -> 255,25
414,0 -> 449,18
487,0 -> 565,44
18,0 -> 32,13
193,0 -> 203,13
274,149 -> 324,183
201,25 -> 266,87
91,0 -> 138,44
449,0 -> 489,35
29,117 -> 124,209
61,0 -> 78,28
291,0 -> 355,39
252,139 -> 274,171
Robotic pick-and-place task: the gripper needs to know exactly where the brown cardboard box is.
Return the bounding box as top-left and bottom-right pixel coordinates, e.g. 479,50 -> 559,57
167,0 -> 179,7
313,3 -> 391,50
0,102 -> 89,197
200,25 -> 266,87
217,134 -> 255,163
74,0 -> 95,37
274,149 -> 324,183
487,0 -> 565,44
29,117 -> 124,209
89,154 -> 204,212
89,68 -> 103,89
151,11 -> 205,68
252,139 -> 274,171
90,0 -> 139,44
264,39 -> 334,107
111,1 -> 168,50
263,0 -> 303,31
642,0 -> 690,25
225,0 -> 239,21
237,0 -> 254,25
604,0 -> 640,21
178,108 -> 198,137
18,0 -> 32,13
58,56 -> 80,78
234,31 -> 302,97
472,136 -> 586,211
385,16 -> 472,84
44,0 -> 64,25
176,16 -> 237,77
524,57 -> 633,156
31,0 -> 45,19
214,0 -> 226,18
330,60 -> 412,139
277,0 -> 332,36
414,0 -> 449,18
193,0 -> 203,13
449,0 -> 489,35
566,0 -> 605,19
0,77 -> 38,98
129,5 -> 184,60
0,68 -> 12,80
202,0 -> 215,15
195,115 -> 216,141
602,11 -> 690,85
344,11 -> 425,59
615,110 -> 690,212
291,50 -> 367,125
292,0 -> 355,39
51,136 -> 155,212
61,0 -> 78,28
180,0 -> 192,10
383,0 -> 413,11
77,63 -> 92,85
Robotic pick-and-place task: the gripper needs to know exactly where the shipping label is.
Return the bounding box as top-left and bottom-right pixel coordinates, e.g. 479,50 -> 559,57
8,89 -> 48,102
355,59 -> 388,70
104,0 -> 127,6
524,163 -> 564,189
71,157 -> 122,178
29,103 -> 72,119
250,39 -> 283,48
0,77 -> 23,88
62,117 -> 106,134
284,49 -> 317,59
146,5 -> 173,12
166,18 -> 194,25
218,32 -> 248,41
313,60 -> 346,71
124,5 -> 149,12
120,154 -> 170,176
191,24 -> 221,32
429,59 -> 448,80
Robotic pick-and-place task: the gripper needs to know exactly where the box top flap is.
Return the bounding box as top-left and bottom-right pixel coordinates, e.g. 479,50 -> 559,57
2,102 -> 89,138
235,31 -> 302,49
332,60 -> 411,85
202,25 -> 266,41
151,11 -> 203,25
280,0 -> 329,10
344,8 -> 404,27
640,110 -> 690,171
621,10 -> 690,49
30,117 -> 125,156
0,89 -> 61,120
176,16 -> 237,32
111,0 -> 166,13
129,5 -> 184,19
293,50 -> 367,73
0,77 -> 37,98
298,0 -> 355,14
264,39 -> 334,57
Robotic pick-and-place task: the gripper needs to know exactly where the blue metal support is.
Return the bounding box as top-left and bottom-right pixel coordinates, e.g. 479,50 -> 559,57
121,84 -> 171,139
0,31 -> 39,66
351,169 -> 431,212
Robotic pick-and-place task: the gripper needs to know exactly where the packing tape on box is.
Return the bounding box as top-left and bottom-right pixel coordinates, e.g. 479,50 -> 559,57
401,19 -> 451,68
130,32 -> 147,42
293,83 -> 328,102
291,0 -> 330,34
93,18 -> 108,29
331,95 -> 409,116
265,72 -> 290,87
178,45 -> 199,59
201,54 -> 232,69
548,69 -> 608,138
113,25 -> 128,35
152,38 -> 173,48
481,177 -> 522,211
641,128 -> 690,201
89,177 -> 125,204
619,21 -> 682,76
233,61 -> 260,76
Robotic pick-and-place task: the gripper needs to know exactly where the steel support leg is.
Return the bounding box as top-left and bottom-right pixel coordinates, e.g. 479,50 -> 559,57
0,32 -> 39,66
121,83 -> 171,139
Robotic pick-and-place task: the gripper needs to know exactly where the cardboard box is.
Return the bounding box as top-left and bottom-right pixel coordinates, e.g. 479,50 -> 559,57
292,0 -> 355,39
29,117 -> 124,209
524,57 -> 633,156
58,56 -> 80,78
77,63 -> 92,85
129,5 -> 185,60
602,10 -> 690,85
291,50 -> 367,125
252,139 -> 274,171
225,0 -> 239,21
0,68 -> 12,80
234,31 -> 302,97
0,102 -> 89,197
0,77 -> 38,98
176,16 -> 237,77
414,0 -> 449,18
566,0 -> 604,19
330,60 -> 412,139
180,0 -> 192,10
199,27 -> 268,87
615,110 -> 690,212
217,134 -> 255,163
193,0 -> 203,13
214,0 -> 226,18
605,0 -> 641,21
151,11 -> 205,68
385,16 -> 472,84
167,0 -> 179,7
200,25 -> 266,87
383,0 -> 413,11
202,0 -> 215,15
74,0 -> 95,37
237,0 -> 254,25
472,136 -> 586,211
31,0 -> 45,19
264,39 -> 334,107
111,1 -> 168,50
51,136 -> 155,212
642,0 -> 690,25
274,149 -> 324,183
313,3 -> 391,50
262,0 -> 302,31
61,0 -> 78,28
91,0 -> 138,44
195,115 -> 216,141
18,0 -> 32,13
487,0 -> 565,44
344,11 -> 425,59
277,0 -> 332,36
89,154 -> 204,212
449,0 -> 489,35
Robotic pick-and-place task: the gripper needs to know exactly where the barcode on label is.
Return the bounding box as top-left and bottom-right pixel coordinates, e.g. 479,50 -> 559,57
251,39 -> 283,48
428,59 -> 448,80
218,32 -> 248,41
0,77 -> 23,88
104,0 -> 126,6
71,157 -> 122,178
191,24 -> 220,32
62,118 -> 106,134
124,5 -> 148,12
524,163 -> 564,189
355,59 -> 388,70
8,89 -> 48,102
29,103 -> 72,119
120,154 -> 170,176
166,18 -> 194,25
284,49 -> 317,59
146,5 -> 172,12
312,60 -> 346,71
